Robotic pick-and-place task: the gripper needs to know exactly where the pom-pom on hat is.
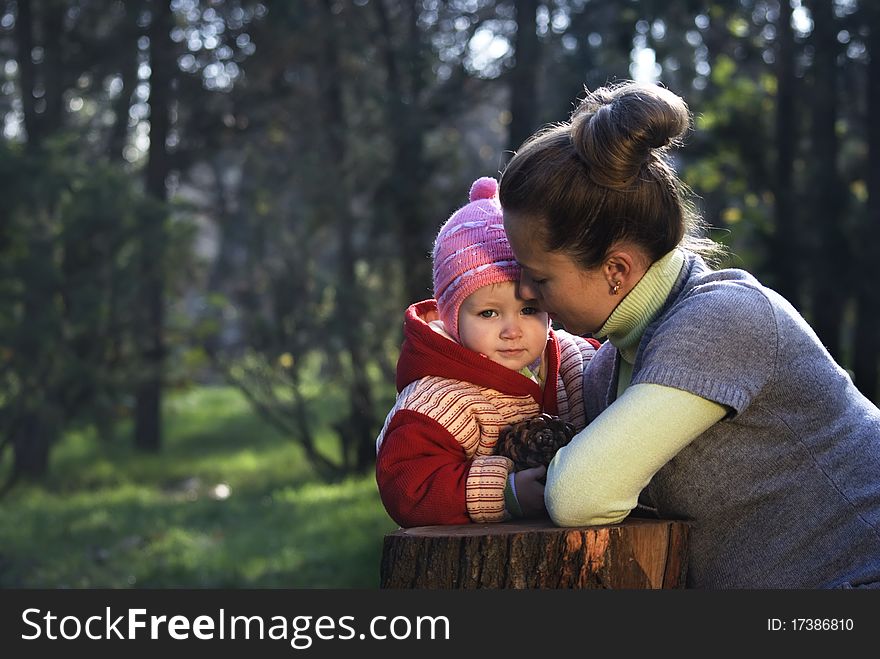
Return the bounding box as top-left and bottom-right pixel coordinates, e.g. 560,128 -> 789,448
432,177 -> 521,341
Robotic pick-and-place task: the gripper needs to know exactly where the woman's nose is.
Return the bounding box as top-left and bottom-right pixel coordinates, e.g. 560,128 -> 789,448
518,273 -> 536,300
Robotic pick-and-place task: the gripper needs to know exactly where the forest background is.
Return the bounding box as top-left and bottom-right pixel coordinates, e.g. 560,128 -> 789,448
1,0 -> 878,587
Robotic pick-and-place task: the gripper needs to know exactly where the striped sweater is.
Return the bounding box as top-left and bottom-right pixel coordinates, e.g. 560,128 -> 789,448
375,299 -> 598,527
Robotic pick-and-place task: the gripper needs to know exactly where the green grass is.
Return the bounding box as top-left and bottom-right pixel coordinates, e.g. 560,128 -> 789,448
0,386 -> 399,588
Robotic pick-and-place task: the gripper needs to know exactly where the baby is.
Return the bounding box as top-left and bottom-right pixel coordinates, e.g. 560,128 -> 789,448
375,177 -> 598,527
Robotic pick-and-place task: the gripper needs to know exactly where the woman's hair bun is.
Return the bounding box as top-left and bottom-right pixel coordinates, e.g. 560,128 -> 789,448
570,82 -> 690,189
469,176 -> 498,202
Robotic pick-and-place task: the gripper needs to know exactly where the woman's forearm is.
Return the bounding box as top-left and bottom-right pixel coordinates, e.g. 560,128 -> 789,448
545,383 -> 728,526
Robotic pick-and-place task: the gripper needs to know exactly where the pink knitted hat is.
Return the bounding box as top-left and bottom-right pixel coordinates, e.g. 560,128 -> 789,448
432,177 -> 521,341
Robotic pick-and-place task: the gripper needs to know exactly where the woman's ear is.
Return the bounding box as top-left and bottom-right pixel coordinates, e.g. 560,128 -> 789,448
601,246 -> 648,295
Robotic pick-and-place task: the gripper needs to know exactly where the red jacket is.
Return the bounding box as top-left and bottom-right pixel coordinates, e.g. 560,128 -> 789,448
375,299 -> 599,527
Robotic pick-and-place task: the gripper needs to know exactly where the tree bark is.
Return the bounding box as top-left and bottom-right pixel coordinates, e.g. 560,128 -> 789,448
10,0 -> 67,477
14,0 -> 39,148
853,2 -> 880,402
135,0 -> 173,452
375,0 -> 432,307
506,0 -> 539,156
806,0 -> 847,361
41,4 -> 64,134
770,0 -> 800,306
381,518 -> 689,589
317,0 -> 377,471
107,7 -> 140,161
11,411 -> 54,479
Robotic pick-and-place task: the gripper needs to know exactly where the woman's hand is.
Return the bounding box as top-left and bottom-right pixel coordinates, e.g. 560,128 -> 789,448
514,466 -> 548,517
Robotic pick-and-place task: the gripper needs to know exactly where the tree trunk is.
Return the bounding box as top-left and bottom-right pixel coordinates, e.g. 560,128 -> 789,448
108,9 -> 140,161
380,518 -> 689,589
11,412 -> 54,479
506,0 -> 539,156
317,0 -> 377,471
375,0 -> 432,307
14,0 -> 65,148
41,4 -> 64,133
10,1 -> 65,477
806,0 -> 847,361
135,0 -> 173,452
10,224 -> 61,477
770,0 -> 800,306
853,2 -> 880,402
15,0 -> 39,148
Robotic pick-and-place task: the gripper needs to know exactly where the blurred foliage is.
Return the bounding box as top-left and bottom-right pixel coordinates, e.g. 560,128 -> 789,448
0,138 -> 174,475
1,0 -> 878,490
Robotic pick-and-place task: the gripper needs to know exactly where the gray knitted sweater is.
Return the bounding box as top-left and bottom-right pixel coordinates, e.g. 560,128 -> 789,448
583,253 -> 880,588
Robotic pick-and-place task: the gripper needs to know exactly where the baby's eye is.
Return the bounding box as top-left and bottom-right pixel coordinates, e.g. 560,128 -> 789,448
522,307 -> 540,315
479,310 -> 498,318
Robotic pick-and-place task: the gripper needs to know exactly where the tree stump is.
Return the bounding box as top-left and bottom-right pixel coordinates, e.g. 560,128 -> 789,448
380,517 -> 689,589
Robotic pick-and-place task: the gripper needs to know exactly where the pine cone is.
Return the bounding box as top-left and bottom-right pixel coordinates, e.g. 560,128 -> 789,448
496,413 -> 577,472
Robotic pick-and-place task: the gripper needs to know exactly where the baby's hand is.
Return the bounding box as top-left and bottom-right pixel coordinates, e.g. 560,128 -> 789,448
514,466 -> 548,518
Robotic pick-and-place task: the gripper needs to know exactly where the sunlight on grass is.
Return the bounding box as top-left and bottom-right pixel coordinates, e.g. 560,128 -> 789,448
0,386 -> 399,588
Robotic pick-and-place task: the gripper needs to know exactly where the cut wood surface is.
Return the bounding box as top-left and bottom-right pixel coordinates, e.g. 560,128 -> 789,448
380,517 -> 689,589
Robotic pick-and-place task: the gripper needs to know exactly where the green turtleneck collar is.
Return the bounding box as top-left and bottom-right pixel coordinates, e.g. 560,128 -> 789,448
597,248 -> 685,364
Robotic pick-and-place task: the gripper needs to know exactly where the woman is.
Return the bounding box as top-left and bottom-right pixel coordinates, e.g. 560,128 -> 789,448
498,80 -> 880,589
